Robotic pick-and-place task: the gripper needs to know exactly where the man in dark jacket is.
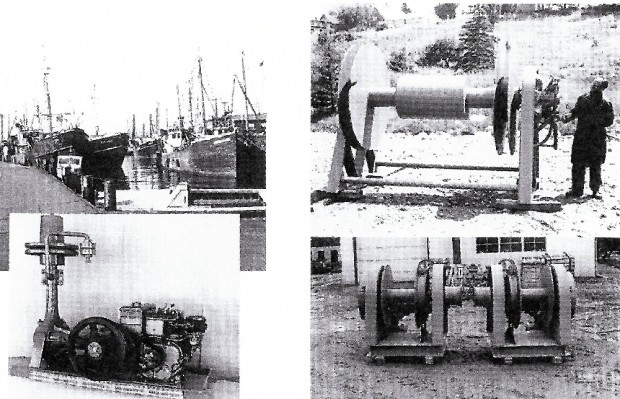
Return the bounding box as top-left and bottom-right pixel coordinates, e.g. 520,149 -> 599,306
561,78 -> 614,199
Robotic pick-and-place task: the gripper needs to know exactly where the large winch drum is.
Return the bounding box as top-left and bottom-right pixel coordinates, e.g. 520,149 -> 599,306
395,75 -> 468,119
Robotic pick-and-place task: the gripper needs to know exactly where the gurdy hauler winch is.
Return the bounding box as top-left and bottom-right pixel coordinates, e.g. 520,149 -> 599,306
358,255 -> 576,364
326,42 -> 562,211
24,215 -> 207,396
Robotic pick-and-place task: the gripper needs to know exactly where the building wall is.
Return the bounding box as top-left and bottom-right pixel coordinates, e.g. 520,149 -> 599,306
459,237 -> 549,265
8,213 -> 240,379
341,238 -> 355,285
547,236 -> 595,277
345,236 -> 596,283
310,245 -> 340,262
460,237 -> 595,277
355,237 -> 431,283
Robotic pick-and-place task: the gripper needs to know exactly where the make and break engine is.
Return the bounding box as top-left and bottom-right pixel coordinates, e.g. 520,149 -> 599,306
26,214 -> 208,386
63,303 -> 207,383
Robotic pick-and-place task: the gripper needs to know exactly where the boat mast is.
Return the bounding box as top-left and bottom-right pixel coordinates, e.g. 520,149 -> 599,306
234,75 -> 260,121
131,114 -> 136,140
176,85 -> 184,129
198,57 -> 207,134
230,76 -> 236,118
91,84 -> 99,135
155,103 -> 160,135
241,51 -> 250,131
43,67 -> 53,134
149,114 -> 153,137
187,82 -> 194,129
36,105 -> 41,131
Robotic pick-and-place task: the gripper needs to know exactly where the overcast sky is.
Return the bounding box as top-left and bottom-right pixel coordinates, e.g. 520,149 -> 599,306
0,0 -> 268,134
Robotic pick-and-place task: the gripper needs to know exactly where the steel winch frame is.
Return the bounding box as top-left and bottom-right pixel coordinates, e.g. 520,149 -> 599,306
357,256 -> 576,364
325,43 -> 562,212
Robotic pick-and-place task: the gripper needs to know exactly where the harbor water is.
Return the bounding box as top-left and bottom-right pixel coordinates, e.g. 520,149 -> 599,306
119,153 -> 236,191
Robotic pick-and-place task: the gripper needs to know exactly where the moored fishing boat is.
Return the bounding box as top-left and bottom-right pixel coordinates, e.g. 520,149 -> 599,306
26,128 -> 129,176
160,129 -> 236,177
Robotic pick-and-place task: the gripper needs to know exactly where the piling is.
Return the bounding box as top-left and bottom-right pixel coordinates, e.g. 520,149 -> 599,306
81,175 -> 95,205
104,179 -> 116,211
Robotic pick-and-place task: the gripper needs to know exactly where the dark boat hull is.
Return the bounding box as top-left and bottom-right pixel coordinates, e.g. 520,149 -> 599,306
236,132 -> 266,189
87,133 -> 130,173
28,129 -> 129,177
161,133 -> 236,175
160,130 -> 266,189
30,128 -> 90,157
135,142 -> 159,157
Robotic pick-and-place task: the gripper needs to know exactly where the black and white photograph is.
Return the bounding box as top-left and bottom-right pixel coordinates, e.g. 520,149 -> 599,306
311,236 -> 620,398
6,213 -> 240,398
0,1 -> 267,271
311,2 -> 620,235
4,1 -> 620,398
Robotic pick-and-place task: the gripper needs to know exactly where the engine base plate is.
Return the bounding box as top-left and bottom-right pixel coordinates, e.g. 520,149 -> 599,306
28,367 -> 211,399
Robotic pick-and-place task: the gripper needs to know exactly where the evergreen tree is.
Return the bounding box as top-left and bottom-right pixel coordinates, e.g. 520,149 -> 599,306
311,32 -> 341,116
388,48 -> 410,72
333,5 -> 384,31
434,3 -> 458,20
457,5 -> 496,73
482,4 -> 501,25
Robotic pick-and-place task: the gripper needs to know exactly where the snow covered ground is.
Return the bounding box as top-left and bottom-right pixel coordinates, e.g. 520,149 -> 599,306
311,125 -> 620,236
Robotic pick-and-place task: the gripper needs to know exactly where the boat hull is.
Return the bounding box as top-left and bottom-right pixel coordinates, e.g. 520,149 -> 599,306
160,130 -> 266,189
30,129 -> 90,157
28,129 -> 129,177
236,132 -> 266,189
161,132 -> 236,176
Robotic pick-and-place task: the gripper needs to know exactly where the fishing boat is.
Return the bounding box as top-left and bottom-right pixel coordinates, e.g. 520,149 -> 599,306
27,128 -> 129,176
158,54 -> 266,188
159,127 -> 236,177
19,68 -> 129,177
234,114 -> 266,189
130,136 -> 160,157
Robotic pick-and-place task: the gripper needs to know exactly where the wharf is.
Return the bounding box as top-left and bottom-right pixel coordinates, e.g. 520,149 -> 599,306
1,163 -> 266,271
0,162 -> 99,271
